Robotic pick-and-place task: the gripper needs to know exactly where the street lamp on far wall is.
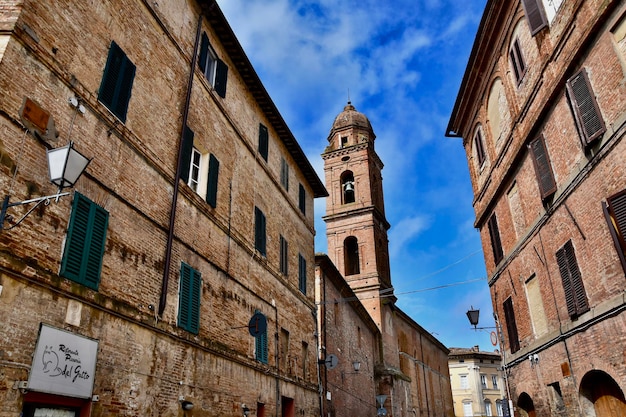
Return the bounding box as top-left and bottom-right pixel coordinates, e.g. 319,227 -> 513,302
0,141 -> 90,231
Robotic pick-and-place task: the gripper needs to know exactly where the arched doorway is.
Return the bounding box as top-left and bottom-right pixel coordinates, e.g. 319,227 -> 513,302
580,370 -> 626,417
517,392 -> 536,417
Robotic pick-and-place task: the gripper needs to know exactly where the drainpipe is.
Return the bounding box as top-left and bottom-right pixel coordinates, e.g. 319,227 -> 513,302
159,13 -> 203,316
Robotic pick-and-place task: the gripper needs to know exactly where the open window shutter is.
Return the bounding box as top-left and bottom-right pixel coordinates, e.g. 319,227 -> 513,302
566,69 -> 606,146
199,32 -> 209,73
521,0 -> 548,35
206,154 -> 219,208
605,191 -> 626,274
255,207 -> 266,256
180,126 -> 194,183
99,42 -> 123,112
214,59 -> 228,98
259,124 -> 269,161
299,184 -> 306,215
488,215 -> 504,265
530,135 -> 557,199
115,57 -> 135,122
474,130 -> 486,166
299,254 -> 307,294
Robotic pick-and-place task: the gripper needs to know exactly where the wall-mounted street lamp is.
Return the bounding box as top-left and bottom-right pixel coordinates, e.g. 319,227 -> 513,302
352,361 -> 361,372
242,404 -> 250,417
1,141 -> 90,231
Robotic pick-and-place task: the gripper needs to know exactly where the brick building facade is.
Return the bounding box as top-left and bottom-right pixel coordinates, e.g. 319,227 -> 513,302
447,0 -> 626,416
320,103 -> 454,417
0,1 -> 327,416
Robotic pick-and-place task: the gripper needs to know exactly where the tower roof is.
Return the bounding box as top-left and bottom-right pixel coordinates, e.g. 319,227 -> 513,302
329,101 -> 375,140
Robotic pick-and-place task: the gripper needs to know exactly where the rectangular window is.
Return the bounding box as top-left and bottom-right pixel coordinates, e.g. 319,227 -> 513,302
280,328 -> 290,371
298,184 -> 306,215
492,375 -> 499,389
281,157 -> 289,191
99,41 -> 136,122
255,310 -> 268,363
460,374 -> 469,389
255,206 -> 267,256
525,274 -> 549,337
556,240 -> 589,318
258,124 -> 269,161
298,253 -> 307,294
302,341 -> 309,380
474,129 -> 486,167
521,0 -> 548,35
178,262 -> 201,334
603,190 -> 626,273
530,134 -> 557,200
188,148 -> 201,192
566,68 -> 606,146
488,214 -> 504,265
180,126 -> 195,184
60,193 -> 109,290
280,235 -> 288,275
199,32 -> 228,98
206,154 -> 219,208
463,402 -> 473,417
510,38 -> 527,85
480,374 -> 488,389
503,297 -> 520,353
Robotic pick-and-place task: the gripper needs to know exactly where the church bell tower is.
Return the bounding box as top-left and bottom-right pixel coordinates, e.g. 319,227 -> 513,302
322,102 -> 393,329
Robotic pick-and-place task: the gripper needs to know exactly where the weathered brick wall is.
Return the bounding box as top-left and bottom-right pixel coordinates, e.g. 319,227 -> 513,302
0,1 -> 321,416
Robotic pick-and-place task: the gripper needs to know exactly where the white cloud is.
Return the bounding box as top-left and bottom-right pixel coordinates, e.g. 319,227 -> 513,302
389,215 -> 431,257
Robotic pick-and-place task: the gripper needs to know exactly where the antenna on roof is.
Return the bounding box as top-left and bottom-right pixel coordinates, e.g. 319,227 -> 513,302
347,88 -> 351,105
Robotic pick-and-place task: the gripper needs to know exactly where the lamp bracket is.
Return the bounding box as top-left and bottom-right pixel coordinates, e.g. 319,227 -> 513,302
1,191 -> 70,231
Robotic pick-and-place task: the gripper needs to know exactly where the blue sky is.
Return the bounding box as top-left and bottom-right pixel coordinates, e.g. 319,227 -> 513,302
217,0 -> 498,350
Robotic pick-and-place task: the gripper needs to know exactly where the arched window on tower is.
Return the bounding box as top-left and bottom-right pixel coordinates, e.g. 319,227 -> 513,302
344,236 -> 360,275
341,171 -> 355,204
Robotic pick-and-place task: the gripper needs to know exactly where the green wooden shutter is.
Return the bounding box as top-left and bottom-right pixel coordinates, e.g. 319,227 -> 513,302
199,32 -> 209,73
178,263 -> 201,334
280,235 -> 288,275
258,124 -> 269,161
206,154 -> 219,208
214,59 -> 228,98
299,184 -> 306,215
566,69 -> 606,146
180,126 -> 194,183
60,193 -> 108,290
255,311 -> 268,364
255,207 -> 266,256
98,41 -> 135,122
530,135 -> 557,200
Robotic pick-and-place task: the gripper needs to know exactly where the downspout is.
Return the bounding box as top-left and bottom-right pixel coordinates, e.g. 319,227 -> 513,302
159,13 -> 203,316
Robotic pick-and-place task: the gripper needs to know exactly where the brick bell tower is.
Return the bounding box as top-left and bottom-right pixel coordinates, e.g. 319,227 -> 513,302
322,101 -> 394,330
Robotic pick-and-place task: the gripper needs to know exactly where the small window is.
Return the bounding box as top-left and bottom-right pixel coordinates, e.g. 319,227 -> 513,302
298,253 -> 307,294
298,184 -> 306,215
180,127 -> 220,207
99,41 -> 135,122
603,190 -> 626,273
60,193 -> 109,290
460,374 -> 469,389
503,297 -> 520,353
566,68 -> 606,146
510,38 -> 527,85
255,206 -> 266,256
529,134 -> 557,200
280,235 -> 288,275
180,126 -> 195,184
556,240 -> 589,318
521,0 -> 548,35
474,128 -> 486,167
199,32 -> 228,98
178,262 -> 201,334
487,214 -> 504,265
480,374 -> 488,389
484,400 -> 493,417
255,310 -> 268,363
341,136 -> 348,148
258,124 -> 269,161
188,148 -> 201,192
281,157 -> 289,191
492,375 -> 499,389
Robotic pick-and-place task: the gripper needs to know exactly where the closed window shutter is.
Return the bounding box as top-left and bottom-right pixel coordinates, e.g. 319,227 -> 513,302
280,235 -> 288,275
214,59 -> 228,98
521,0 -> 548,35
180,126 -> 194,183
604,191 -> 626,273
255,207 -> 266,256
206,154 -> 219,208
503,298 -> 520,353
281,158 -> 289,190
179,263 -> 201,334
530,135 -> 557,199
98,41 -> 135,122
566,69 -> 606,146
299,184 -> 306,215
474,130 -> 486,166
488,215 -> 504,265
556,240 -> 589,318
60,193 -> 108,290
259,124 -> 269,161
299,254 -> 307,294
255,310 -> 268,363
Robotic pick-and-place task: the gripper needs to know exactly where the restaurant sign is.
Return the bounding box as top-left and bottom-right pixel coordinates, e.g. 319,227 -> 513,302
28,324 -> 99,399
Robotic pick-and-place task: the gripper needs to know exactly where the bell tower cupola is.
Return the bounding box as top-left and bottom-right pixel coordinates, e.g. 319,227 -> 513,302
322,102 -> 393,329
